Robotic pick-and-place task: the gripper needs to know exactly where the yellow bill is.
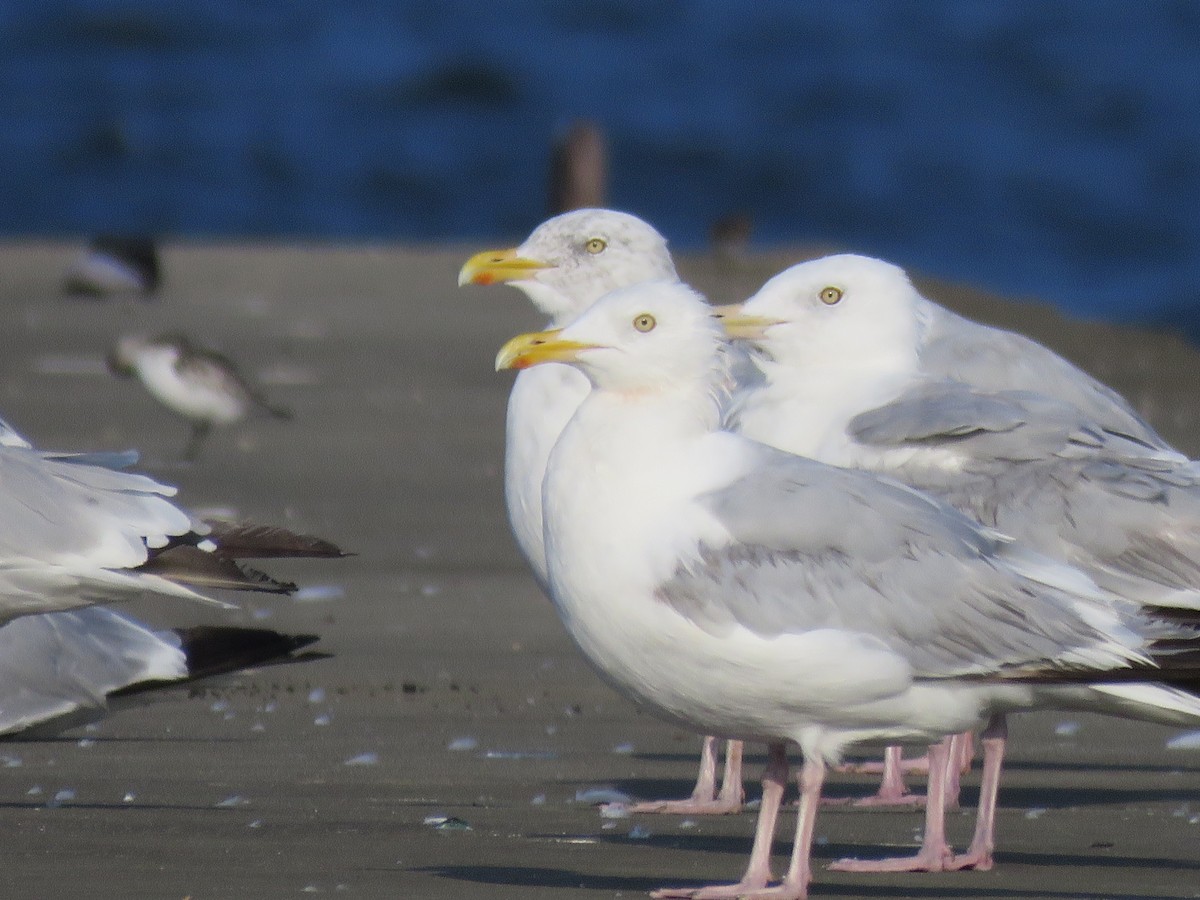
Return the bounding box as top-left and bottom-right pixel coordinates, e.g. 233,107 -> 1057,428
495,329 -> 600,371
713,304 -> 785,340
458,247 -> 553,287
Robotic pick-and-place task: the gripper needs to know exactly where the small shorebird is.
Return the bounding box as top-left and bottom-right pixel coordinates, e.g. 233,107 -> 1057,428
62,235 -> 161,298
109,334 -> 293,460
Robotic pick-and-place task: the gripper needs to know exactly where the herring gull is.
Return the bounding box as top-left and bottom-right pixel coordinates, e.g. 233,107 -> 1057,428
496,279 -> 1200,899
0,611 -> 319,738
0,416 -> 343,734
0,419 -> 345,626
720,252 -> 1200,871
460,209 -> 748,815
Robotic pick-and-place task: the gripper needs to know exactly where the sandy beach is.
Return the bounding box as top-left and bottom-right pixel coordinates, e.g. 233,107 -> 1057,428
1,242 -> 1199,899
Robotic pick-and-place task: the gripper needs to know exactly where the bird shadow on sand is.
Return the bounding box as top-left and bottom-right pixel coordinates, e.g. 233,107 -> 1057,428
4,735 -> 260,746
629,750 -> 1200,777
581,831 -> 1200,873
0,799 -> 258,813
415,862 -> 1190,899
595,776 -> 1200,810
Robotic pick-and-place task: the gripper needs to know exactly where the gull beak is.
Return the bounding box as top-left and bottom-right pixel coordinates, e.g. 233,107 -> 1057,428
713,304 -> 785,341
495,329 -> 600,371
458,247 -> 553,287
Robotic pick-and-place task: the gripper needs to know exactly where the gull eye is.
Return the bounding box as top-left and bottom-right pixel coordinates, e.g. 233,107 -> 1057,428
633,313 -> 657,333
819,286 -> 844,305
585,237 -> 607,255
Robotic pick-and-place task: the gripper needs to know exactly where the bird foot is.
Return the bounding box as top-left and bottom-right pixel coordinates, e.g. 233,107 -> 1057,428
847,790 -> 926,808
819,788 -> 925,808
828,846 -> 953,873
652,880 -> 806,900
627,797 -> 743,815
946,848 -> 994,871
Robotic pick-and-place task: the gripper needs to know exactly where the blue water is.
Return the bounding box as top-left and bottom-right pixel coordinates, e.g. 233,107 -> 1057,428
3,1 -> 1199,335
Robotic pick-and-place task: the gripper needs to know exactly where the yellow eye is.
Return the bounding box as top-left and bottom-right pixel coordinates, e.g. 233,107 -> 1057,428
819,286 -> 844,305
585,237 -> 607,254
633,313 -> 656,333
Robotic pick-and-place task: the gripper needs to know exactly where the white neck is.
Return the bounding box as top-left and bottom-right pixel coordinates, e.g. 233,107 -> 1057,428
542,384 -> 743,614
733,345 -> 918,464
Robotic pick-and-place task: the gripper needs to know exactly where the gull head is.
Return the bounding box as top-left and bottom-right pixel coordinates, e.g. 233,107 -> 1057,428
496,280 -> 728,397
721,254 -> 925,371
460,209 -> 677,324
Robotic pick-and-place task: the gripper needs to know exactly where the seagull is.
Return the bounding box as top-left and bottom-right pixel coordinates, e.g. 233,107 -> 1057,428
0,415 -> 344,734
495,279 -> 1200,899
0,420 -> 345,627
460,209 -> 748,814
0,611 -> 321,739
62,235 -> 161,298
719,252 -> 1200,870
109,334 -> 293,460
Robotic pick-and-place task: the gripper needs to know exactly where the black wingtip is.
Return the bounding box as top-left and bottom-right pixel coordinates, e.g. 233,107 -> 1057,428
173,626 -> 322,680
202,520 -> 350,559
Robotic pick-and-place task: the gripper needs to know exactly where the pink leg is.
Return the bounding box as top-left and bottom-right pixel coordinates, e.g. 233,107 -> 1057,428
630,736 -> 745,815
948,714 -> 1006,871
943,734 -> 964,809
764,755 -> 827,899
651,743 -> 788,899
829,739 -> 954,873
955,730 -> 975,773
716,740 -> 746,808
825,745 -> 923,807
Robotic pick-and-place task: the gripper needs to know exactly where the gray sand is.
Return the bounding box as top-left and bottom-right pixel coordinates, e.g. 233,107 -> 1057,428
1,242 -> 1199,899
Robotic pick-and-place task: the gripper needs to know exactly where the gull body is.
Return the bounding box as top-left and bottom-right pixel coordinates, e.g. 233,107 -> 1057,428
724,253 -> 1200,870
498,281 -> 1200,898
461,209 -> 678,588
463,211 -> 747,812
729,254 -> 1200,614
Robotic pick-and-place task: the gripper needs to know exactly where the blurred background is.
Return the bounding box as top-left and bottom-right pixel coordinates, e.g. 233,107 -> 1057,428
2,0 -> 1198,337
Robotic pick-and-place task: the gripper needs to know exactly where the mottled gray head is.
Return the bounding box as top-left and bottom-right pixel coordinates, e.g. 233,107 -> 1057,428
459,209 -> 678,325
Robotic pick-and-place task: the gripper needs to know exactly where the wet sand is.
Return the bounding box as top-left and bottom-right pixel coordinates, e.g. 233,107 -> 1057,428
1,242 -> 1200,899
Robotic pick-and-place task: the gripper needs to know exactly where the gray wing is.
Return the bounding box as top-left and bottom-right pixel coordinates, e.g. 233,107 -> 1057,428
180,351 -> 292,420
0,445 -> 219,623
0,608 -> 186,737
922,305 -> 1169,449
656,447 -> 1149,679
846,383 -> 1200,604
849,381 -> 1176,467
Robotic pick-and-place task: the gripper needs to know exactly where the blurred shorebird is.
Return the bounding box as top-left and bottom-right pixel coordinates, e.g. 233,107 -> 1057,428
62,235 -> 161,299
109,334 -> 293,460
